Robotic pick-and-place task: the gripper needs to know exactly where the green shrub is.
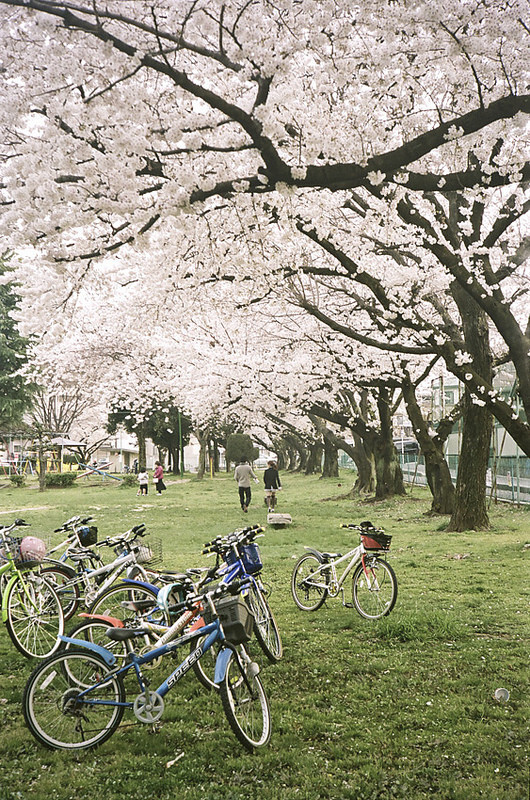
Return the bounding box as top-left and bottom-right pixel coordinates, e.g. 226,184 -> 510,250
8,473 -> 26,488
120,473 -> 138,488
44,472 -> 77,488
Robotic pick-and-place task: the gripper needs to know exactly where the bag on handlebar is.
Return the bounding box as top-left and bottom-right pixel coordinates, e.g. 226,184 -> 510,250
239,543 -> 263,575
77,525 -> 98,546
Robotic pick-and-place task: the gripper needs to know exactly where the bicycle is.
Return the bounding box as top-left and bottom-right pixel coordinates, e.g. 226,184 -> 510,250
41,520 -> 157,621
291,521 -> 398,619
0,520 -> 64,658
62,572 -> 202,669
200,525 -> 282,665
23,581 -> 271,752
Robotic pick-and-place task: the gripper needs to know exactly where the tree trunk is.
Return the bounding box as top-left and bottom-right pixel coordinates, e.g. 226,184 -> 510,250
448,290 -> 492,530
321,436 -> 339,478
402,376 -> 455,514
374,387 -> 406,499
136,425 -> 147,468
305,441 -> 323,475
447,390 -> 492,530
38,439 -> 47,492
195,429 -> 208,480
169,446 -> 179,474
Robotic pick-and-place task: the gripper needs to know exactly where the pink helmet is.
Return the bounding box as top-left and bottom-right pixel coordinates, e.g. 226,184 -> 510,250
18,536 -> 47,565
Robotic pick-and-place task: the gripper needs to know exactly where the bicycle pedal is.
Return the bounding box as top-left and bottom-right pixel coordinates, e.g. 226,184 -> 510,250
343,602 -> 354,608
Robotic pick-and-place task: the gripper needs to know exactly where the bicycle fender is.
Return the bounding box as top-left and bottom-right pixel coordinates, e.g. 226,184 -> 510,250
59,635 -> 116,667
303,547 -> 324,561
213,647 -> 232,685
120,577 -> 159,593
78,612 -> 125,627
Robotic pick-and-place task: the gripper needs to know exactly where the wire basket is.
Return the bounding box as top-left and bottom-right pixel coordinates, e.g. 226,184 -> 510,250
134,538 -> 162,566
2,535 -> 48,568
203,595 -> 254,644
360,531 -> 392,551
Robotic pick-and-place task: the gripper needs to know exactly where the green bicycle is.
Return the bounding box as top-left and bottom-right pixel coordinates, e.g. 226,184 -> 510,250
0,519 -> 64,658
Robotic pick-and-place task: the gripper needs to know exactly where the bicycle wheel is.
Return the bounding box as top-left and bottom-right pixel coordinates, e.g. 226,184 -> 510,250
88,583 -> 169,626
40,564 -> 81,621
291,553 -> 329,611
191,632 -> 221,691
5,573 -> 64,658
244,583 -> 283,663
219,651 -> 271,751
352,557 -> 397,620
23,648 -> 125,750
63,618 -> 129,667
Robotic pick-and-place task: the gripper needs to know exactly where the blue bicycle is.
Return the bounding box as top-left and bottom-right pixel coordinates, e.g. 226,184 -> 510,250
193,526 -> 282,691
22,582 -> 271,752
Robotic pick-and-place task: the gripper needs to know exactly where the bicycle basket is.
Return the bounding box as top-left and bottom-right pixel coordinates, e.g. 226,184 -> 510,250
239,543 -> 263,575
15,535 -> 47,568
77,525 -> 98,546
360,531 -> 392,551
203,595 -> 254,644
134,538 -> 162,565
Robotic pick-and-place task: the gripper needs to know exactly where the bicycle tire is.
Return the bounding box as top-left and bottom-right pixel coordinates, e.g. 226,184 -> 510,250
23,648 -> 125,750
5,573 -> 64,659
191,632 -> 221,691
244,583 -> 283,663
291,553 -> 329,611
88,583 -> 169,626
63,618 -> 129,667
219,651 -> 271,751
351,557 -> 397,620
40,564 -> 81,621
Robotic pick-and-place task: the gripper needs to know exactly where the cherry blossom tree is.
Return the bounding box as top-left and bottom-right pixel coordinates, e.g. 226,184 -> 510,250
1,0 -> 528,526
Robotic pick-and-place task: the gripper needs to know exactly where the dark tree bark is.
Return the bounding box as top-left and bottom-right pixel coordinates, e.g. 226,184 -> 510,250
305,440 -> 323,475
448,289 -> 492,530
373,387 -> 406,499
195,428 -> 208,480
321,436 -> 339,478
402,375 -> 455,514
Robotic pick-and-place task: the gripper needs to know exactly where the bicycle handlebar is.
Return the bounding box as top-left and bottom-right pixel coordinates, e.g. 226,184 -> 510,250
54,515 -> 93,533
167,578 -> 248,615
341,520 -> 385,533
202,525 -> 264,554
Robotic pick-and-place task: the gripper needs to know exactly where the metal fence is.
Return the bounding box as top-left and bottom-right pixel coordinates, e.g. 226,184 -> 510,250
399,455 -> 530,505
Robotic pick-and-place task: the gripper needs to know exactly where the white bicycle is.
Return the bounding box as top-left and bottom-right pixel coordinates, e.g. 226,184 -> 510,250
291,521 -> 398,620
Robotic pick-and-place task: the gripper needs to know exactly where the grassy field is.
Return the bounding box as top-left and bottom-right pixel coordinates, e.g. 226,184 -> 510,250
0,470 -> 528,800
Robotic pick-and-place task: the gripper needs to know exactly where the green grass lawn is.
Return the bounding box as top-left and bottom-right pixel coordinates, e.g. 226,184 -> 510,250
0,471 -> 528,800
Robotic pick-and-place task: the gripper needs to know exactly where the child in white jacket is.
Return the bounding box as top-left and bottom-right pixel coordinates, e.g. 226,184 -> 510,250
137,468 -> 149,495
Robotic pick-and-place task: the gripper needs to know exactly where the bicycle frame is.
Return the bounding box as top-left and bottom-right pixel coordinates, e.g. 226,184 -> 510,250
47,549 -> 147,608
0,547 -> 46,622
303,542 -> 378,604
60,616 -> 239,711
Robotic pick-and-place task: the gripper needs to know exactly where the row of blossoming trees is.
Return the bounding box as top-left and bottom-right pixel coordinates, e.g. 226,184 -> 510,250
0,0 -> 529,530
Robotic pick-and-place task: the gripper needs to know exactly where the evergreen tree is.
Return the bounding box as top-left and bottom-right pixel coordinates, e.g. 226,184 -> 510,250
0,255 -> 35,430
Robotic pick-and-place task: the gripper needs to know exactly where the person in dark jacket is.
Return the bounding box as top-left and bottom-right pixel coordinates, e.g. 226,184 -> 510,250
263,461 -> 281,511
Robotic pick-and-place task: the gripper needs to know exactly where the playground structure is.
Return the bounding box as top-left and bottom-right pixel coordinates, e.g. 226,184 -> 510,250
0,435 -> 123,481
76,462 -> 122,481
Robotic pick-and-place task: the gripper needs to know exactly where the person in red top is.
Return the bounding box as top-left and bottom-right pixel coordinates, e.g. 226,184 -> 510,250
153,461 -> 166,495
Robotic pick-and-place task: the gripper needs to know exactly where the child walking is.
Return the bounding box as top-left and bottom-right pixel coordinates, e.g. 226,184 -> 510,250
137,467 -> 149,496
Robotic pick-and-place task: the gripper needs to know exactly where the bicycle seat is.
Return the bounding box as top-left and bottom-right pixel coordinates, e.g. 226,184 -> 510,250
159,571 -> 188,581
322,552 -> 341,560
68,550 -> 96,561
105,627 -> 150,642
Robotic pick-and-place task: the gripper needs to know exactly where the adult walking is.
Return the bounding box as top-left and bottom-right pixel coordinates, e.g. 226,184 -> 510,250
234,459 -> 258,512
263,460 -> 281,511
153,460 -> 166,495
